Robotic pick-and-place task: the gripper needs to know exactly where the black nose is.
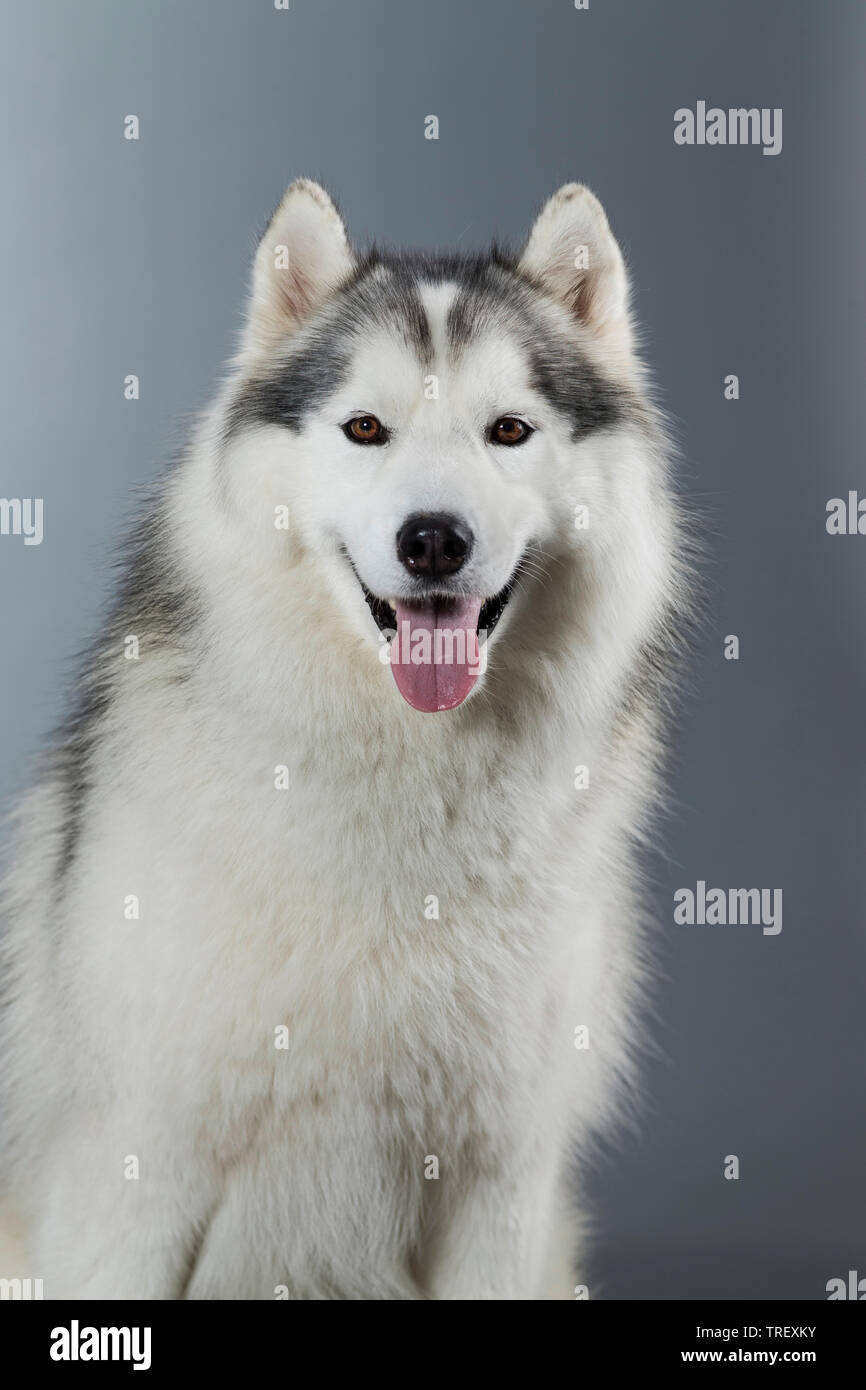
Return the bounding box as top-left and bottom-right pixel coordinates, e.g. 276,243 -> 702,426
396,514 -> 474,579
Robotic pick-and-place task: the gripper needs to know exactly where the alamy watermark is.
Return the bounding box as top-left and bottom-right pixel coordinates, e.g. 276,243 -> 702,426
826,1269 -> 866,1299
50,1321 -> 151,1371
826,492 -> 866,535
674,880 -> 783,935
674,103 -> 782,156
0,497 -> 43,545
0,1276 -> 43,1299
379,621 -> 487,675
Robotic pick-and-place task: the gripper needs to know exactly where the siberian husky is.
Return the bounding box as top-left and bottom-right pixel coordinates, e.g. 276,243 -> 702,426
0,181 -> 687,1299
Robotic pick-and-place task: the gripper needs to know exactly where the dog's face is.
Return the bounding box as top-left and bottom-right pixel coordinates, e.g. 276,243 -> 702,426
224,182 -> 664,713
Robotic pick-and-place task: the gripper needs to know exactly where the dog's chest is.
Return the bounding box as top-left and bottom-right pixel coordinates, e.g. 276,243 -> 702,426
180,759 -> 576,1150
107,706 -> 586,1168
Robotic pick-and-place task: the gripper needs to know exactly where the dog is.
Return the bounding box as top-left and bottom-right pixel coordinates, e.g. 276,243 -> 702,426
0,180 -> 687,1299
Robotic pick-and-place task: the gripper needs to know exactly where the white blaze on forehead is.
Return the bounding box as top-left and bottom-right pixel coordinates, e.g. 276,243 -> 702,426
321,276 -> 543,432
315,281 -> 439,422
415,280 -> 537,424
331,281 -> 459,425
417,280 -> 460,364
415,280 -> 460,410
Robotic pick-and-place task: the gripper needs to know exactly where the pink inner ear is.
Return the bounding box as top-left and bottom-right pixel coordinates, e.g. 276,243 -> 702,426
569,270 -> 597,325
280,262 -> 317,322
519,186 -> 630,343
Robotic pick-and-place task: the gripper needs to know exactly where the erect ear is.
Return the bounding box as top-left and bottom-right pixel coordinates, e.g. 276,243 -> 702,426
242,179 -> 354,357
519,184 -> 633,362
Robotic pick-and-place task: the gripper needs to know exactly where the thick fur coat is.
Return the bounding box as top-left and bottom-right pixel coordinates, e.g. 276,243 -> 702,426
0,181 -> 686,1299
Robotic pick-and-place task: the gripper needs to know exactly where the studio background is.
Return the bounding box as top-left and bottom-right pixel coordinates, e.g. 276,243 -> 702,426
1,0 -> 864,1298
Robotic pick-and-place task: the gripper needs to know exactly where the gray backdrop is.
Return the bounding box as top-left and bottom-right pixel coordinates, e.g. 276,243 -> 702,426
1,0 -> 864,1299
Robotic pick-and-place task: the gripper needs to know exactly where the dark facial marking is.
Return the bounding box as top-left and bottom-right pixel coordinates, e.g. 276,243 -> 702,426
225,320 -> 354,440
225,243 -> 631,447
526,335 -> 625,438
224,256 -> 436,444
446,260 -> 627,440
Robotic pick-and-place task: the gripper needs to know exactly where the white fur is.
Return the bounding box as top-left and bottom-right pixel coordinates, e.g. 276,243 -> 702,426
0,183 -> 686,1299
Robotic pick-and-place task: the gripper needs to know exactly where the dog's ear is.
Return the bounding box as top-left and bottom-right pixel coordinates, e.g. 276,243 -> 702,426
243,179 -> 354,356
519,184 -> 633,361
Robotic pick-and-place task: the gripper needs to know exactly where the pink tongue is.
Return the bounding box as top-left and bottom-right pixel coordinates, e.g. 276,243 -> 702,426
390,597 -> 483,712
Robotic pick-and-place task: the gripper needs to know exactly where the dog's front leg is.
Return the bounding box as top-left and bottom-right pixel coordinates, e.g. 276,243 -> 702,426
425,1152 -> 570,1301
25,1128 -> 211,1300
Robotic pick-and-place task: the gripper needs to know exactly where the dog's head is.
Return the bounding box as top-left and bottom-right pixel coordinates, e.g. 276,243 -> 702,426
221,180 -> 672,714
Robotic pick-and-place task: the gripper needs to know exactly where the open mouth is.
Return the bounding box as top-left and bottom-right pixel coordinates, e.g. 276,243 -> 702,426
357,577 -> 516,642
346,555 -> 520,713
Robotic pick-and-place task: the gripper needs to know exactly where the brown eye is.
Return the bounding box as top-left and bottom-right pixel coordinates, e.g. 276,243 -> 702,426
489,416 -> 533,446
343,415 -> 388,445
